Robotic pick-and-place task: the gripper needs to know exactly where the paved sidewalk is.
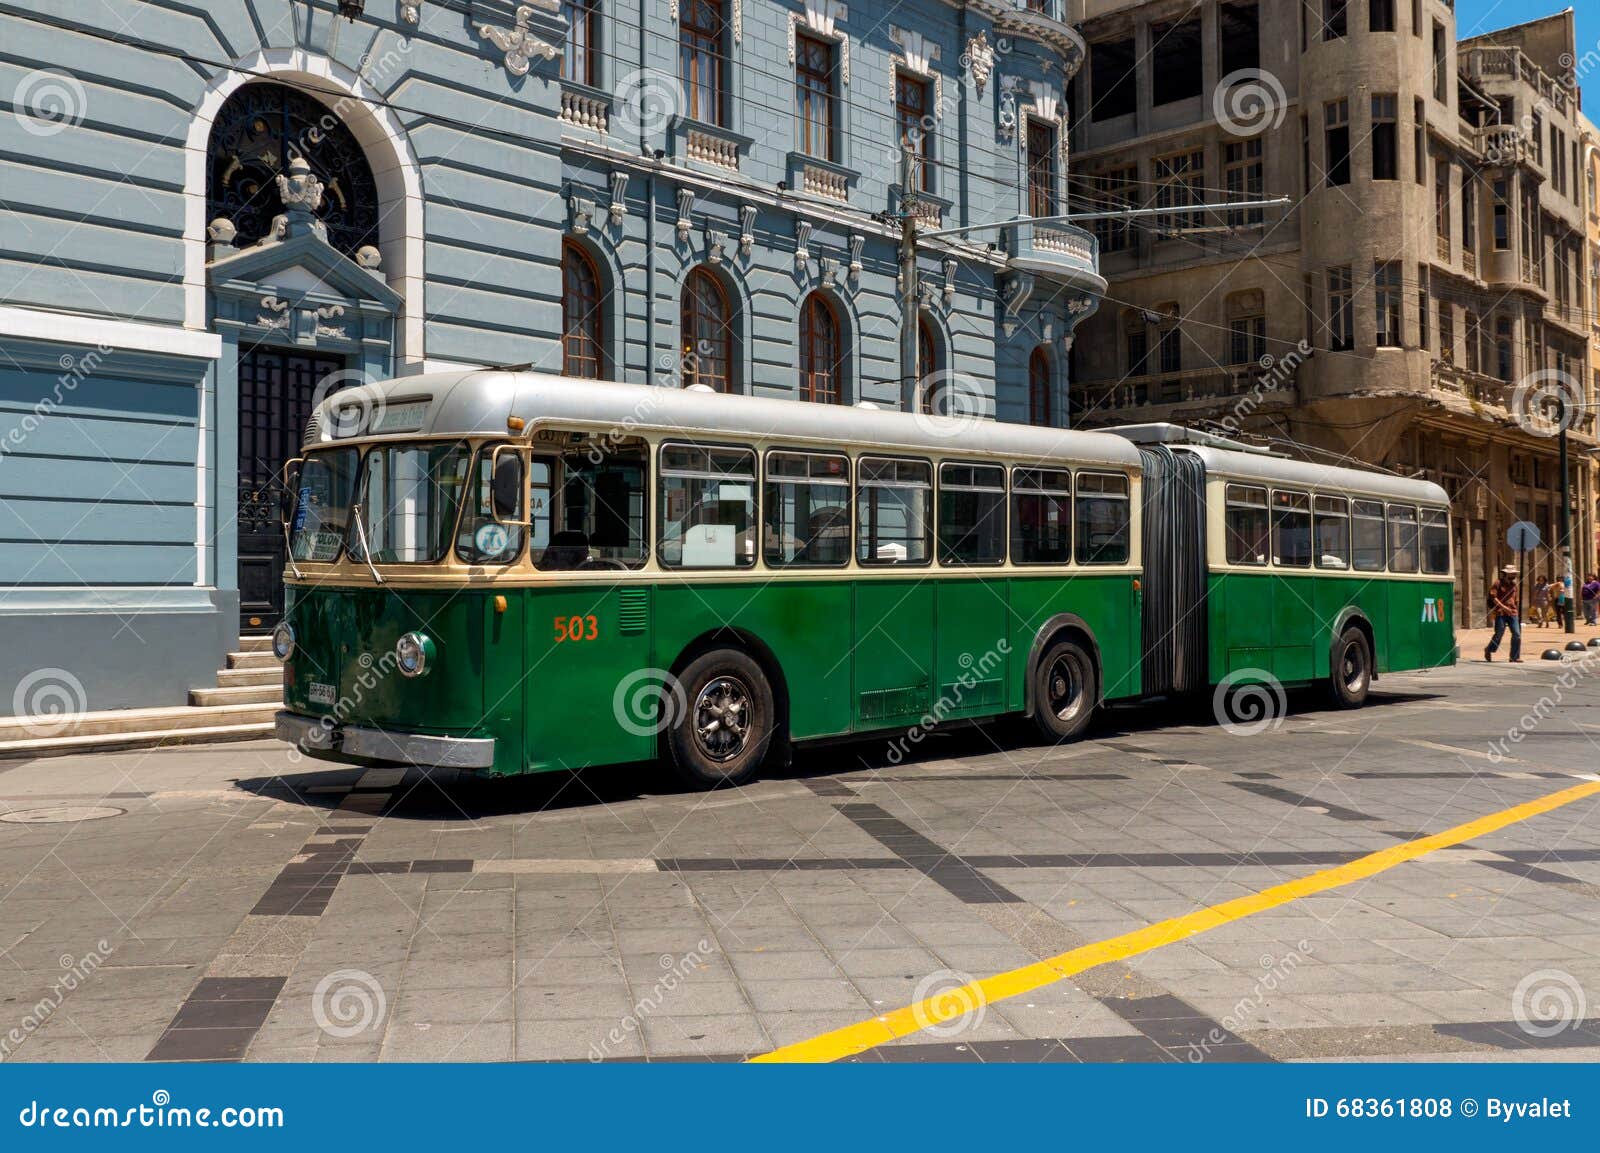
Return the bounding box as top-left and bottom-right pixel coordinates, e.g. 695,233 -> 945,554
1458,623 -> 1600,662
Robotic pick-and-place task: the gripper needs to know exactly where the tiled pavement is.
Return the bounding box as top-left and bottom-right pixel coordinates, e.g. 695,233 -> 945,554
3,656 -> 1600,1063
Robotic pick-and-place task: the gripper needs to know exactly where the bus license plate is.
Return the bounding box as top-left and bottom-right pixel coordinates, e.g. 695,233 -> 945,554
309,682 -> 337,707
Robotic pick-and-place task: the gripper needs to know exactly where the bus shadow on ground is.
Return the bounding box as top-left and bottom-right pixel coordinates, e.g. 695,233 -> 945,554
234,688 -> 1441,819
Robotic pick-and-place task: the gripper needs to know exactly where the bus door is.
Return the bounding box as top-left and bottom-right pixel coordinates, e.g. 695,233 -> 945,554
853,458 -> 935,731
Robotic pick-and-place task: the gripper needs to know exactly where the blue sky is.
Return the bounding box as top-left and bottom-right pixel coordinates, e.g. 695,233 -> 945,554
1454,1 -> 1597,114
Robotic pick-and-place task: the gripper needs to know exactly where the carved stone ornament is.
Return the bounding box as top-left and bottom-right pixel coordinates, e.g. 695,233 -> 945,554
942,257 -> 957,306
794,221 -> 812,272
706,228 -> 729,266
676,188 -> 695,243
568,193 -> 595,236
788,2 -> 850,85
1000,271 -> 1035,337
610,172 -> 630,224
477,3 -> 560,77
997,76 -> 1022,143
401,1 -> 423,24
276,155 -> 324,213
965,31 -> 995,96
847,233 -> 864,278
739,205 -> 757,258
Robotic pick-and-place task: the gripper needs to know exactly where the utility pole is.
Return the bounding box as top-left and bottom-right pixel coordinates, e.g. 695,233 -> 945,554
1561,390 -> 1575,634
899,147 -> 920,414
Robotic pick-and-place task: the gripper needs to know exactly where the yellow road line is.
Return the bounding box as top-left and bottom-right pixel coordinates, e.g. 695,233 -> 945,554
750,779 -> 1600,1063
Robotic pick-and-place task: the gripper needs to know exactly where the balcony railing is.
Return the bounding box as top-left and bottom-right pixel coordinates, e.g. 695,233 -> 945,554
1431,362 -> 1512,408
1436,234 -> 1450,263
1462,249 -> 1478,277
558,82 -> 611,134
1009,219 -> 1099,280
1463,45 -> 1573,117
1475,124 -> 1527,166
1081,367 -> 1276,411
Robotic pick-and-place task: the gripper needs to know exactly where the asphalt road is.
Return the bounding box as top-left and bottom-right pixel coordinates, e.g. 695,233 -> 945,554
3,655 -> 1600,1063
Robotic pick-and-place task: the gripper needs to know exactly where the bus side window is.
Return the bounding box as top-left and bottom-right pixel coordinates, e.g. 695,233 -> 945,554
1271,489 -> 1312,567
1011,468 -> 1072,565
1076,472 -> 1130,565
456,444 -> 528,565
1420,507 -> 1450,575
658,443 -> 757,569
857,457 -> 931,565
938,462 -> 1006,566
1351,499 -> 1387,572
1387,504 -> 1419,573
764,451 -> 850,567
1313,495 -> 1350,569
1224,484 -> 1269,565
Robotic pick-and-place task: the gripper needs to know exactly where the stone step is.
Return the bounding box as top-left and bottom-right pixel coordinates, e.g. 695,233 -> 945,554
237,636 -> 274,652
0,722 -> 276,759
0,702 -> 280,746
227,650 -> 282,670
216,667 -> 283,688
189,684 -> 282,708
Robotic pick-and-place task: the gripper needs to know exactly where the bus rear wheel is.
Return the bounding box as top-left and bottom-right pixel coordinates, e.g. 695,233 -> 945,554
1031,638 -> 1098,742
1329,627 -> 1372,709
666,649 -> 775,789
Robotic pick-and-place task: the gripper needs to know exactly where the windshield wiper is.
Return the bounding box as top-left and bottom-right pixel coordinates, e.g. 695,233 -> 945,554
281,522 -> 304,579
349,504 -> 385,584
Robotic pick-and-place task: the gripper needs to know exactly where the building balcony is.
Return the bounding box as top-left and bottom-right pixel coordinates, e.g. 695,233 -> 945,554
1462,45 -> 1575,119
786,152 -> 857,204
1078,367 -> 1284,417
971,0 -> 1088,75
558,81 -> 612,135
1474,124 -> 1528,167
1008,219 -> 1101,284
669,117 -> 752,174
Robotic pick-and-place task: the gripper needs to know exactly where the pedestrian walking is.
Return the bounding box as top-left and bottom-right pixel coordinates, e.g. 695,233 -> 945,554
1484,566 -> 1522,663
1583,573 -> 1600,628
1555,573 -> 1574,631
1530,576 -> 1551,627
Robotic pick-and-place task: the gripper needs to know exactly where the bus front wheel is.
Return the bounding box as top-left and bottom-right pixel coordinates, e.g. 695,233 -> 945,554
1329,627 -> 1372,709
666,649 -> 776,789
1031,638 -> 1098,742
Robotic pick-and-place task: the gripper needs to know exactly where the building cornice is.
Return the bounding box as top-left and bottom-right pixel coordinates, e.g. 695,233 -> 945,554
956,1 -> 1087,79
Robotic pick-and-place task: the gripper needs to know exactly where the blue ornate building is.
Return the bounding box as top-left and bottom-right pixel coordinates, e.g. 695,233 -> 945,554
0,0 -> 1102,715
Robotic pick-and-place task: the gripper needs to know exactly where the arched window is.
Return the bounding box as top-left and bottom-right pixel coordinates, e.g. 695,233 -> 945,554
206,83 -> 379,257
1029,346 -> 1053,426
681,267 -> 732,391
799,293 -> 843,403
562,240 -> 605,379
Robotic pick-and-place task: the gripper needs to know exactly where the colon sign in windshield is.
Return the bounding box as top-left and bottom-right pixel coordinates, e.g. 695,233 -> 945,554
290,449 -> 358,562
351,442 -> 472,564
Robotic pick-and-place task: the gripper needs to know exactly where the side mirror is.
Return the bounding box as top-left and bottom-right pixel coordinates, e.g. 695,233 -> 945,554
490,446 -> 526,524
280,457 -> 305,527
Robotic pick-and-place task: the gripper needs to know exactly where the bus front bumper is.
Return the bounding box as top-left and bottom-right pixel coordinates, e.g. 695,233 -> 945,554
275,711 -> 496,770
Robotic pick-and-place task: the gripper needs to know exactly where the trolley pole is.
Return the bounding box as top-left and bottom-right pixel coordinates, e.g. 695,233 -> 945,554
1561,395 -> 1575,635
899,147 -> 920,413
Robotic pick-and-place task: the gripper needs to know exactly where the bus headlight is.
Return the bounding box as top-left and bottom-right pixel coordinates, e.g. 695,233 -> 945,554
272,621 -> 295,660
396,632 -> 434,678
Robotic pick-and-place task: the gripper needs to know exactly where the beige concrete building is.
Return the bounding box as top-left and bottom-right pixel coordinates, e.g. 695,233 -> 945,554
1065,1 -> 1597,625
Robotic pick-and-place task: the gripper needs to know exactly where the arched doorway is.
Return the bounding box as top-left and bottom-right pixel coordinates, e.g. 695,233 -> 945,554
206,81 -> 390,633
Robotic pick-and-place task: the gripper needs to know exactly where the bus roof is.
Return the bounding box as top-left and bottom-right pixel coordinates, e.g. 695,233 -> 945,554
1172,444 -> 1451,505
308,370 -> 1147,469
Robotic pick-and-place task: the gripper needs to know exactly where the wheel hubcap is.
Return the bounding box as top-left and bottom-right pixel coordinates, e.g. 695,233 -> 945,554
1343,644 -> 1366,691
1048,655 -> 1083,721
693,676 -> 750,762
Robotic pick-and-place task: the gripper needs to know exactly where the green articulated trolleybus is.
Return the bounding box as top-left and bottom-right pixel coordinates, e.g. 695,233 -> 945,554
274,371 -> 1457,788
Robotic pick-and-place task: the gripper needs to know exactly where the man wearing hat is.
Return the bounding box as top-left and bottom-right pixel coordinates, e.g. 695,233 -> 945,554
1484,566 -> 1522,663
